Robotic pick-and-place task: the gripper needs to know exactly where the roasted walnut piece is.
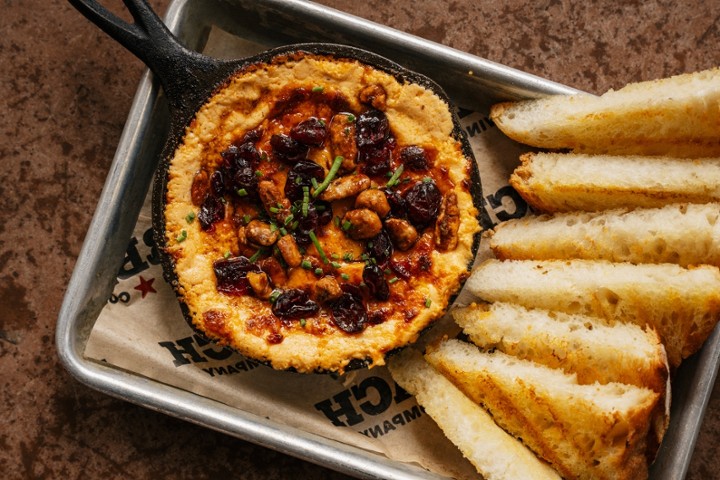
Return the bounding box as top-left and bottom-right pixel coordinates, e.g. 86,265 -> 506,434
355,189 -> 390,218
385,218 -> 418,251
314,276 -> 343,303
343,208 -> 383,240
245,220 -> 279,247
319,173 -> 370,201
328,113 -> 357,171
435,192 -> 460,251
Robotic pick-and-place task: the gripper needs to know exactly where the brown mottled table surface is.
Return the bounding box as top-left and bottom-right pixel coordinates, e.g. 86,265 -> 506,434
2,0 -> 719,478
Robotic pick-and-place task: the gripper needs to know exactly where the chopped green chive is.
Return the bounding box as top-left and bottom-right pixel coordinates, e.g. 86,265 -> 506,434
331,253 -> 340,260
343,252 -> 353,261
311,178 -> 319,190
249,248 -> 264,263
423,176 -> 433,183
255,170 -> 264,177
384,268 -> 392,275
333,216 -> 341,227
331,261 -> 341,269
269,206 -> 280,213
261,152 -> 268,161
314,267 -> 323,276
269,289 -> 282,303
295,176 -> 302,184
300,318 -> 307,327
308,231 -> 328,264
302,186 -> 310,217
367,241 -> 374,248
291,220 -> 299,230
312,85 -> 324,92
386,164 -> 405,188
284,213 -> 294,225
312,155 -> 344,198
185,212 -> 195,223
425,298 -> 432,308
341,220 -> 352,231
388,277 -> 399,284
242,214 -> 251,224
346,113 -> 356,122
270,223 -> 278,232
176,230 -> 187,243
341,273 -> 350,281
237,188 -> 248,197
301,259 -> 313,269
224,250 -> 231,259
279,227 -> 288,236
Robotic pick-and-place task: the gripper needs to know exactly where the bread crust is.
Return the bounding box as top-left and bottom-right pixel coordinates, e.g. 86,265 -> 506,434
490,68 -> 720,158
427,340 -> 660,480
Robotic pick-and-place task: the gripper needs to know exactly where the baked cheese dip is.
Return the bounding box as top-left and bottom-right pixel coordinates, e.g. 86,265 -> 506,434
163,51 -> 481,373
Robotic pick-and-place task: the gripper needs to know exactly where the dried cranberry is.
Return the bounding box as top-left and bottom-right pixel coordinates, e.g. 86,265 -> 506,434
272,289 -> 319,320
221,143 -> 258,196
363,264 -> 390,301
330,289 -> 367,333
290,117 -> 327,146
400,145 -> 429,171
222,142 -> 260,170
356,109 -> 389,148
213,256 -> 261,295
198,195 -> 225,230
239,128 -> 263,144
405,180 -> 442,229
368,229 -> 393,265
292,200 -> 333,246
383,188 -> 407,218
270,133 -> 308,163
285,160 -> 325,202
210,170 -> 225,196
358,141 -> 393,176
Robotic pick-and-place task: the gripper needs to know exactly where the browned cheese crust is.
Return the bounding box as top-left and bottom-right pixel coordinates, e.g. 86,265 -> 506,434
163,52 -> 480,373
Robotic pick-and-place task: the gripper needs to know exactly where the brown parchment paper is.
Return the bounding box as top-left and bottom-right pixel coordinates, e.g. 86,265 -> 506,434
83,27 -> 531,480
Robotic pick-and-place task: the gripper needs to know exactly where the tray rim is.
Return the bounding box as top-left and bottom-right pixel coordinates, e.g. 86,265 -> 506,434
55,0 -> 720,479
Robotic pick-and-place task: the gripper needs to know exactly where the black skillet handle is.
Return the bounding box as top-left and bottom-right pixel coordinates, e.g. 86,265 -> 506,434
68,0 -> 230,115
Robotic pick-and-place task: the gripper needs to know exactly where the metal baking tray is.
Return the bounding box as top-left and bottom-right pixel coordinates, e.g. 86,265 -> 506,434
56,0 -> 720,478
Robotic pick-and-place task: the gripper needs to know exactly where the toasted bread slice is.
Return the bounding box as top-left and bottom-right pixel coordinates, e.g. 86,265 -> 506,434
490,68 -> 720,158
510,152 -> 720,212
452,302 -> 668,393
453,302 -> 670,457
426,339 -> 660,480
388,348 -> 561,480
488,203 -> 720,266
464,259 -> 720,368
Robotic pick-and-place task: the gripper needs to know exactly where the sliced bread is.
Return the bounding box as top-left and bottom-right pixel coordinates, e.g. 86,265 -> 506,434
490,67 -> 720,158
426,339 -> 661,480
510,152 -> 720,212
488,202 -> 720,266
464,259 -> 720,368
388,348 -> 561,480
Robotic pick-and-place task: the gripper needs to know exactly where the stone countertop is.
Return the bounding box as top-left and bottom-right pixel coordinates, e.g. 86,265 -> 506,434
2,0 -> 718,478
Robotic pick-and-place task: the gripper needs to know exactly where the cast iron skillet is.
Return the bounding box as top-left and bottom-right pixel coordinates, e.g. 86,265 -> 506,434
69,0 -> 485,371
